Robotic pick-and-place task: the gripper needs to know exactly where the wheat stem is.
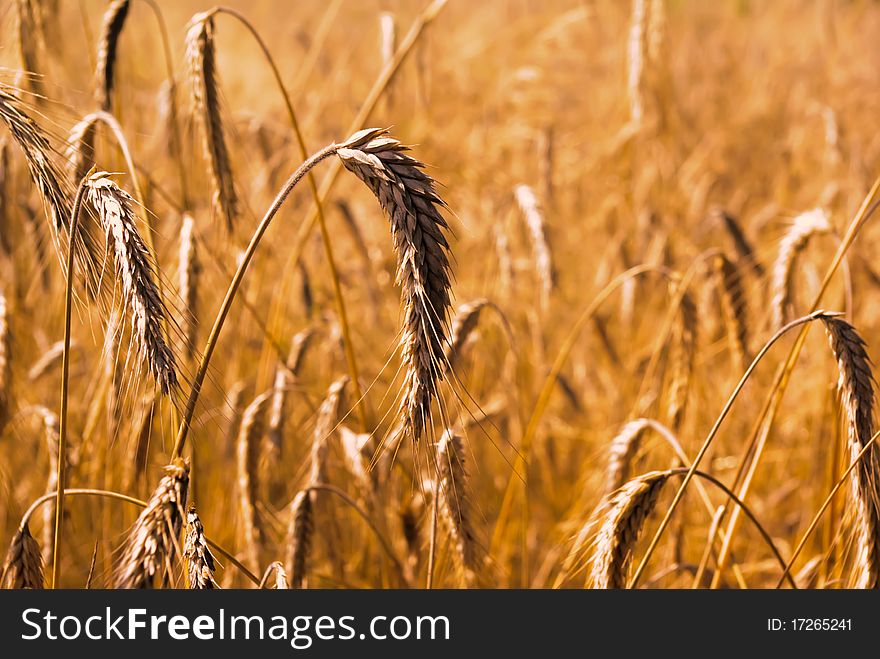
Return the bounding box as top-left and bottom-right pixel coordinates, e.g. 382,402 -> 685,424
51,174 -> 89,588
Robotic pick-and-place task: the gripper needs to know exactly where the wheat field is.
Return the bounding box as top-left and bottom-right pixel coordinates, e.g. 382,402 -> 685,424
1,0 -> 880,590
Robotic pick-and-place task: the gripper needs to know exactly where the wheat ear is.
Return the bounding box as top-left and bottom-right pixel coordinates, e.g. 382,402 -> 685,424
85,172 -> 178,394
186,12 -> 237,231
237,390 -> 272,572
267,327 -> 315,454
771,209 -> 831,329
286,490 -> 313,589
184,504 -> 217,589
667,283 -> 696,430
94,0 -> 130,112
1,522 -> 44,589
444,298 -> 491,372
337,128 -> 452,444
0,84 -> 101,287
514,184 -> 555,309
589,470 -> 669,589
437,430 -> 481,583
820,316 -> 880,588
115,459 -> 189,588
713,254 -> 750,370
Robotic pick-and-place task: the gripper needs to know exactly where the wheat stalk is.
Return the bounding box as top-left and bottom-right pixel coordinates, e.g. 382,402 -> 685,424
771,209 -> 831,329
36,406 -> 63,565
589,470 -> 669,589
115,459 -> 189,588
94,0 -> 130,112
85,172 -> 178,394
184,504 -> 217,589
337,128 -> 453,444
1,522 -> 44,589
186,12 -> 238,231
820,316 -> 880,588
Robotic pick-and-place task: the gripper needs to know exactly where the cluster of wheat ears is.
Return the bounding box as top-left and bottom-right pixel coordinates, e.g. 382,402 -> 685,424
1,0 -> 880,589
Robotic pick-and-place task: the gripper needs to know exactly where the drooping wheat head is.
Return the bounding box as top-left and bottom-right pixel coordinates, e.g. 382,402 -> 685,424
186,12 -> 238,231
94,0 -> 131,112
771,209 -> 832,329
820,316 -> 880,588
336,128 -> 453,445
85,172 -> 178,394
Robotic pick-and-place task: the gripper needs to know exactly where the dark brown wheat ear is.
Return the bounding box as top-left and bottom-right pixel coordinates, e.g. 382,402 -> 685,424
114,459 -> 189,588
820,315 -> 880,588
186,12 -> 237,231
336,128 -> 453,446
